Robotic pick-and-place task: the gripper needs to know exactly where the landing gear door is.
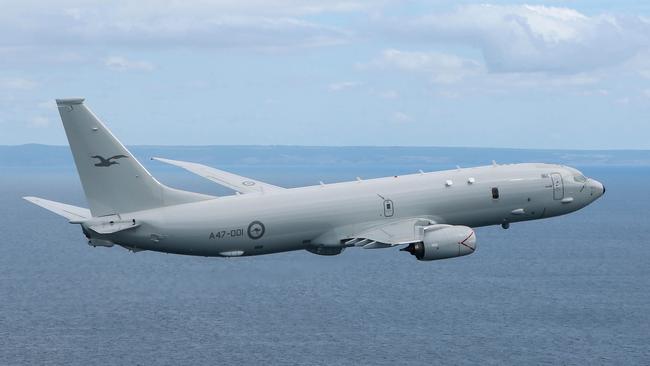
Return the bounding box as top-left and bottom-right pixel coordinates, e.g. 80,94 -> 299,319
551,173 -> 564,200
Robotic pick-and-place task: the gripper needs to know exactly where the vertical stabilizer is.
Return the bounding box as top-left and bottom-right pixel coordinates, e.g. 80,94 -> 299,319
56,98 -> 212,216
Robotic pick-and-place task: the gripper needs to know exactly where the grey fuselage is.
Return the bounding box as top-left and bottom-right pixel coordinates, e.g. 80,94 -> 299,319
92,163 -> 605,257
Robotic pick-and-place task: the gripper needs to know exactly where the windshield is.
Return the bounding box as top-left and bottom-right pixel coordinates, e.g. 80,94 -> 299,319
565,166 -> 588,183
573,174 -> 587,183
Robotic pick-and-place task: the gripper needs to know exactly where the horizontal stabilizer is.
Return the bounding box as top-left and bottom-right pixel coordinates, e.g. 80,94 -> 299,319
86,216 -> 140,234
153,157 -> 285,194
23,196 -> 91,221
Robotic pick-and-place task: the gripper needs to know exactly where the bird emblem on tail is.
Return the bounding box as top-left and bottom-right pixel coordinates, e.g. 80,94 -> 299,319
91,154 -> 128,167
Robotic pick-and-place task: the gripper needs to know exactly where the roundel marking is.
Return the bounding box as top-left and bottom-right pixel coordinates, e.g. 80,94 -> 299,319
242,181 -> 256,186
247,221 -> 265,240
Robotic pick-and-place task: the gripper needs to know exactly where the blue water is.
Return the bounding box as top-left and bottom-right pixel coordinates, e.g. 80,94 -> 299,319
0,166 -> 648,365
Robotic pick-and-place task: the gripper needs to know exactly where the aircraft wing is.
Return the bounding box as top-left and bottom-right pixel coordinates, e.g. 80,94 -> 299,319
152,157 -> 285,194
23,196 -> 91,221
342,218 -> 435,249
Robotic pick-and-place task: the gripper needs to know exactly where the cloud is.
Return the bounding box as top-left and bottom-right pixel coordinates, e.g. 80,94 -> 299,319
377,90 -> 399,99
362,47 -> 604,95
578,89 -> 609,97
624,51 -> 650,79
386,4 -> 650,74
0,1 -> 356,50
37,100 -> 55,109
391,111 -> 412,124
0,78 -> 38,90
28,116 -> 50,128
328,81 -> 361,91
105,56 -> 154,72
366,49 -> 482,84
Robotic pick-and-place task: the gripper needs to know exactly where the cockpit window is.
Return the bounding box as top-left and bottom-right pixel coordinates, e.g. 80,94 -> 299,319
573,174 -> 587,183
566,166 -> 587,183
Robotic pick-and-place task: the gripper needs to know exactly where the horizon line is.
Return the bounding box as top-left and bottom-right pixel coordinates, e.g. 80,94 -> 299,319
2,143 -> 649,152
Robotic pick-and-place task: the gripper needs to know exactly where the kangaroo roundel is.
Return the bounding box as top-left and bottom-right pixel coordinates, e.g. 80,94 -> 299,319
247,221 -> 265,240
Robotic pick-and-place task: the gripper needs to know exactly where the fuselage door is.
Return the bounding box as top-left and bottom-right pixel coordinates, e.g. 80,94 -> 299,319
551,173 -> 564,200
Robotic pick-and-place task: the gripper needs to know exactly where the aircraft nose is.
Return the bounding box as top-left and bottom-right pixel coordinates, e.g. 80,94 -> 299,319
591,179 -> 605,198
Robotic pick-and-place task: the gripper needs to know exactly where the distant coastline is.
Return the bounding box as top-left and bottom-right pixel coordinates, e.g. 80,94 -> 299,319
1,144 -> 649,168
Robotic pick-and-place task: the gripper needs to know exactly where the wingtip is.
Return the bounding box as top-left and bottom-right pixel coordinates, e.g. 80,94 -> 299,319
23,196 -> 46,205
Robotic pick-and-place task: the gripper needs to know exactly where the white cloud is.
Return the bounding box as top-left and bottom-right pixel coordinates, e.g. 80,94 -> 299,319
0,78 -> 38,90
436,90 -> 460,99
377,90 -> 399,99
363,47 -> 604,95
0,1 -> 356,50
28,116 -> 50,128
37,100 -> 55,109
105,56 -> 154,72
367,49 -> 482,84
63,7 -> 83,21
616,97 -> 631,105
392,111 -> 412,124
387,4 -> 650,74
328,81 -> 361,91
624,51 -> 650,79
578,89 -> 610,97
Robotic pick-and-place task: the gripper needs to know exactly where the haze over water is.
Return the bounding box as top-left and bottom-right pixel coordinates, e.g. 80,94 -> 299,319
0,146 -> 648,365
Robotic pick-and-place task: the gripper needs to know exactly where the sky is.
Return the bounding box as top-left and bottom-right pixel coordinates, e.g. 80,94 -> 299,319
1,0 -> 649,149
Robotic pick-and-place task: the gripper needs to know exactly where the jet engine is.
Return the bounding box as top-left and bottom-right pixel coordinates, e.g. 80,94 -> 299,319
401,224 -> 476,261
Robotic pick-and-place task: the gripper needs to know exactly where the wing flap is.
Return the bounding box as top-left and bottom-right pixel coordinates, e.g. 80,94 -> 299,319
23,196 -> 91,221
153,157 -> 285,194
344,218 -> 435,249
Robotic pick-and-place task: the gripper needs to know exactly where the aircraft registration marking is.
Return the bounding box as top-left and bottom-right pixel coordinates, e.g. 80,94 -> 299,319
209,228 -> 244,240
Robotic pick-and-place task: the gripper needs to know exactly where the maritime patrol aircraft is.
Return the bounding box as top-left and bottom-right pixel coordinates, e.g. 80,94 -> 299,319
24,98 -> 605,261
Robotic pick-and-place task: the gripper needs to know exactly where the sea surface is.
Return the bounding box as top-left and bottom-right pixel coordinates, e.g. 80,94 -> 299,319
0,163 -> 648,365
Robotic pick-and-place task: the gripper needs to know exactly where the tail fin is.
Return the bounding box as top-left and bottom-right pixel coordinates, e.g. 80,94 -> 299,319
56,98 -> 212,217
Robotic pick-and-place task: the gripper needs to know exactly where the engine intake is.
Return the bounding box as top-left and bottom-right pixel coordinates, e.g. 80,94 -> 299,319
401,224 -> 476,261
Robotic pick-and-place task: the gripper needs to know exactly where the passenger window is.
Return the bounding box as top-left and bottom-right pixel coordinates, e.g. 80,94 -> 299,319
491,187 -> 499,199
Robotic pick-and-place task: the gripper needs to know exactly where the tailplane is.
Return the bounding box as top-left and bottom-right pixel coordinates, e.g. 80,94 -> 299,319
23,196 -> 90,221
55,98 -> 212,217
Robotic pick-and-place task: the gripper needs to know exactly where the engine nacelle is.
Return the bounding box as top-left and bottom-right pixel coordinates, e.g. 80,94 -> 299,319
401,224 -> 476,261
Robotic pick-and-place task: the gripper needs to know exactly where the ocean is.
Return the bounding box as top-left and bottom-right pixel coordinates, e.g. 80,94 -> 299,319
0,151 -> 648,365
